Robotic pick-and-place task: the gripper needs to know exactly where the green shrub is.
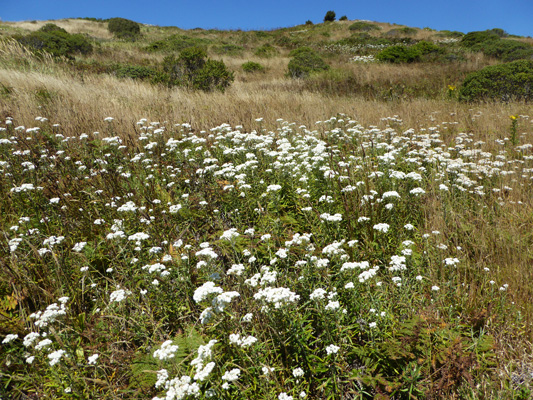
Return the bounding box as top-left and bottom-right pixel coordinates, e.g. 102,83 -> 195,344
192,59 -> 234,92
349,21 -> 380,32
459,60 -> 533,102
113,64 -> 157,80
376,41 -> 444,63
287,49 -> 329,78
14,29 -> 93,58
145,34 -> 210,53
288,46 -> 315,57
339,15 -> 348,21
39,23 -> 67,34
107,17 -> 141,40
324,11 -> 336,22
461,30 -> 533,61
305,20 -> 313,26
242,61 -> 265,73
254,43 -> 278,58
482,39 -> 533,61
161,46 -> 233,91
210,44 -> 244,56
461,30 -> 500,49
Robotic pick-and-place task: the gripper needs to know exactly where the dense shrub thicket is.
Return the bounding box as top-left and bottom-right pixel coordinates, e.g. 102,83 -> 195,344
461,29 -> 533,61
107,17 -> 141,40
13,24 -> 93,58
287,47 -> 329,78
349,21 -> 381,32
376,41 -> 444,63
145,34 -> 210,53
459,60 -> 533,102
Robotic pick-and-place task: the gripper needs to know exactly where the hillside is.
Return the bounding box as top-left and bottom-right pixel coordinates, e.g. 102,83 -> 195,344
1,17 -> 533,399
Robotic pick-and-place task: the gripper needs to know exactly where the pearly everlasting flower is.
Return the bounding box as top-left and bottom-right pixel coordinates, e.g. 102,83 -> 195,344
193,282 -> 223,303
72,242 -> 87,252
153,340 -> 179,360
293,367 -> 304,378
88,354 -> 99,365
254,287 -> 300,309
279,394 -> 293,400
2,334 -> 18,344
222,368 -> 241,382
220,228 -> 239,241
310,288 -> 327,300
326,344 -> 340,355
48,349 -> 67,366
373,223 -> 390,233
109,288 -> 131,303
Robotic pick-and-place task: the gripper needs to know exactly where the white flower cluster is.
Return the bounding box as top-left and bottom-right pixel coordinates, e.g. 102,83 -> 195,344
30,297 -> 68,328
153,340 -> 179,360
254,287 -> 300,309
229,333 -> 258,348
320,213 -> 342,222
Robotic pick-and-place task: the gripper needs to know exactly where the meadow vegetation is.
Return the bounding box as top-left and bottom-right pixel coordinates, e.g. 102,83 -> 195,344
1,16 -> 533,399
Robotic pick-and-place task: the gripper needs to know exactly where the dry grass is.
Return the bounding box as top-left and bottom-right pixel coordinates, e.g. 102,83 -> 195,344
4,18 -> 113,39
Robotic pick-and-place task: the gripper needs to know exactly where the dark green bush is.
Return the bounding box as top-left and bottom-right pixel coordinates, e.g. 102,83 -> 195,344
482,39 -> 533,61
376,41 -> 444,63
192,59 -> 234,92
210,44 -> 244,56
287,50 -> 329,78
288,46 -> 315,57
305,20 -> 313,26
339,15 -> 348,21
349,21 -> 380,32
254,43 -> 278,58
242,61 -> 265,73
107,17 -> 141,40
459,60 -> 533,102
324,11 -> 336,22
14,29 -> 93,58
39,23 -> 67,34
461,30 -> 533,61
114,64 -> 157,80
161,47 -> 233,91
461,30 -> 501,49
145,35 -> 210,53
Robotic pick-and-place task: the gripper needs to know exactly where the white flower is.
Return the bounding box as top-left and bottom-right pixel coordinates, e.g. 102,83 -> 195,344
2,334 -> 18,344
109,288 -> 131,303
88,354 -> 99,365
325,301 -> 340,311
220,228 -> 240,241
369,322 -> 377,328
373,223 -> 390,233
193,282 -> 223,303
222,368 -> 241,382
292,367 -> 304,377
279,394 -> 293,400
310,288 -> 327,300
326,344 -> 340,355
194,361 -> 215,381
431,286 -> 440,291
153,340 -> 179,361
72,241 -> 87,252
48,349 -> 67,366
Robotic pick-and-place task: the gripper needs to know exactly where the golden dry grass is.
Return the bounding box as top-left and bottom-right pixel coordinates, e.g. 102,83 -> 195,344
4,18 -> 113,39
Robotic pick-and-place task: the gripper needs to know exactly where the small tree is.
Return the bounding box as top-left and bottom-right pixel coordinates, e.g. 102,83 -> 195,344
324,11 -> 336,23
339,15 -> 348,21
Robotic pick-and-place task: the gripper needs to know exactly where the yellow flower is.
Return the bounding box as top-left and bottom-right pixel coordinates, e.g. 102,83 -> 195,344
510,115 -> 518,120
447,85 -> 456,91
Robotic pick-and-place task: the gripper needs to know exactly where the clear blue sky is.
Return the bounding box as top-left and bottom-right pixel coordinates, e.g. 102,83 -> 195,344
2,0 -> 532,37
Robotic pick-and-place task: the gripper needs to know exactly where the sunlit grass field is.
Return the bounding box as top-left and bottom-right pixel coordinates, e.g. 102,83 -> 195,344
1,17 -> 533,400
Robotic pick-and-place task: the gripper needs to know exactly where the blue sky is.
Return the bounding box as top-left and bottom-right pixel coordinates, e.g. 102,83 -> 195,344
2,0 -> 532,37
